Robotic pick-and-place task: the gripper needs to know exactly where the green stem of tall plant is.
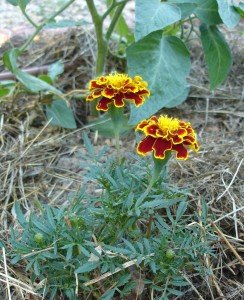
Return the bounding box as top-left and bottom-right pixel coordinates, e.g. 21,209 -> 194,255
109,105 -> 123,161
86,0 -> 128,116
19,0 -> 76,53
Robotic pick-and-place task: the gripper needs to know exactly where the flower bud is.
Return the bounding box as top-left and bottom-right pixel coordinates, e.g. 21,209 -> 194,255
34,233 -> 44,244
166,249 -> 175,259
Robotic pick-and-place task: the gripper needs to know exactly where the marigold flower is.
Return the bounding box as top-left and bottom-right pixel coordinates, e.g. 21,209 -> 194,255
136,115 -> 199,160
86,73 -> 150,111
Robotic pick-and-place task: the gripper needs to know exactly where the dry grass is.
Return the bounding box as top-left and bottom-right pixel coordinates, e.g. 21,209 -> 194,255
0,24 -> 243,299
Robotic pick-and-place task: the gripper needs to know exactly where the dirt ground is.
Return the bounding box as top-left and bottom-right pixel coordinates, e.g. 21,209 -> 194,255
0,1 -> 244,299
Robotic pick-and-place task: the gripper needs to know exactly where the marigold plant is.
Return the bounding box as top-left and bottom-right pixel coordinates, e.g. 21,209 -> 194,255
136,115 -> 199,160
86,72 -> 150,111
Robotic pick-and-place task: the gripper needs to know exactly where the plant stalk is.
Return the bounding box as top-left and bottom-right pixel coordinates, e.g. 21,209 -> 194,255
109,106 -> 123,161
105,1 -> 128,41
20,0 -> 76,53
135,153 -> 171,208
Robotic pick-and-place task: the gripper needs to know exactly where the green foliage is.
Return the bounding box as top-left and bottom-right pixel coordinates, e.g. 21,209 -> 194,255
106,0 -> 134,44
6,0 -> 31,7
45,98 -> 77,129
135,0 -> 181,41
2,49 -> 76,129
216,0 -> 240,28
89,113 -> 132,137
194,0 -> 222,25
125,0 -> 242,122
3,0 -> 242,124
7,136 -> 216,299
168,0 -> 198,19
200,24 -> 232,90
127,33 -> 190,124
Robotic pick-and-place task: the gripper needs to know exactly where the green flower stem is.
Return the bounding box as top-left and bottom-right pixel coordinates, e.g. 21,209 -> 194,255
86,0 -> 128,116
85,0 -> 107,116
109,105 -> 124,160
135,152 -> 171,208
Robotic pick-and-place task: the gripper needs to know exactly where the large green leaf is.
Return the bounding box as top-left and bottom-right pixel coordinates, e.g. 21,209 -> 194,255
45,99 -> 77,129
195,0 -> 222,24
216,0 -> 240,28
200,24 -> 232,90
135,0 -> 181,40
126,31 -> 190,124
16,70 -> 61,94
167,0 -> 198,19
6,0 -> 30,7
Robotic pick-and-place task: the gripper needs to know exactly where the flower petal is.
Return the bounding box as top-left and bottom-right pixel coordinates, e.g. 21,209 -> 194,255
125,92 -> 144,106
172,144 -> 188,160
114,94 -> 125,107
101,88 -> 115,99
89,80 -> 101,89
152,138 -> 172,159
137,136 -> 156,156
136,120 -> 149,131
145,124 -> 158,137
96,97 -> 113,111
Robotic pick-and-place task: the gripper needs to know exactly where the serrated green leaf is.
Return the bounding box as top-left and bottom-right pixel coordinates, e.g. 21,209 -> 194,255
46,207 -> 56,230
176,201 -> 187,221
141,198 -> 182,209
82,132 -> 94,155
117,274 -> 131,287
75,261 -> 100,273
135,0 -> 181,40
167,288 -> 184,296
195,0 -> 222,25
32,219 -> 52,235
66,246 -> 73,261
127,32 -> 190,124
45,98 -> 77,129
200,24 -> 232,90
123,238 -> 136,253
101,289 -> 116,300
10,254 -> 22,264
33,260 -> 40,276
216,0 -> 240,28
13,202 -> 27,227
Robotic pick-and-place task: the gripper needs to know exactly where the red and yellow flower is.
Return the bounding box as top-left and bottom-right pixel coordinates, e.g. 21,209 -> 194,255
86,73 -> 150,111
136,115 -> 199,160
